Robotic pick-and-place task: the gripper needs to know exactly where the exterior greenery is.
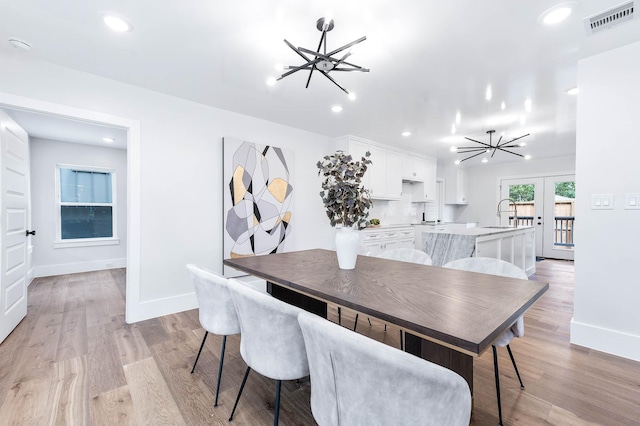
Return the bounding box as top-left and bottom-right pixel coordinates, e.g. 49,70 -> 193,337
509,182 -> 576,202
316,150 -> 372,228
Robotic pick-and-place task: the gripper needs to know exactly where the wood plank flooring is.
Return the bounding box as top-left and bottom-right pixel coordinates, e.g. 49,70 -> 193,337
0,261 -> 639,425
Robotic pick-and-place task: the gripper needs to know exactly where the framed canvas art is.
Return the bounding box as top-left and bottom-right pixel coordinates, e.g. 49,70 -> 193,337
222,137 -> 294,277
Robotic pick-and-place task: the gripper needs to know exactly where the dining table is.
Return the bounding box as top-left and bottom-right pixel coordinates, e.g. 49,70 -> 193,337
224,248 -> 548,393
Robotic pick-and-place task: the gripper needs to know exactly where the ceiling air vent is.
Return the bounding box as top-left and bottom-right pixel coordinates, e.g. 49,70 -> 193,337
584,1 -> 635,35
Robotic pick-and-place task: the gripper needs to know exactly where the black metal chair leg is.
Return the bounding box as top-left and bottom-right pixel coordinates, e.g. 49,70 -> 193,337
492,346 -> 504,426
353,313 -> 359,332
399,330 -> 404,351
367,317 -> 372,326
506,344 -> 525,390
191,331 -> 209,373
338,307 -> 342,325
229,366 -> 251,421
214,335 -> 227,407
274,380 -> 282,426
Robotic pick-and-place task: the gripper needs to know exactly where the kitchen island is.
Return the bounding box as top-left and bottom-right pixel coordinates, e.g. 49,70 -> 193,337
417,225 -> 536,276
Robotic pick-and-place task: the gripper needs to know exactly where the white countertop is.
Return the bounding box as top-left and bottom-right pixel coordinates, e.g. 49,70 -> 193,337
418,225 -> 534,236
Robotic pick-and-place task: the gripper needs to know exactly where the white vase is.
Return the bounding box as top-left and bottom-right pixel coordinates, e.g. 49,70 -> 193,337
335,226 -> 360,270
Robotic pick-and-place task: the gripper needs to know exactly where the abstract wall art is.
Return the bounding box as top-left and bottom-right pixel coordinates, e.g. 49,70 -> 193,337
223,137 -> 294,276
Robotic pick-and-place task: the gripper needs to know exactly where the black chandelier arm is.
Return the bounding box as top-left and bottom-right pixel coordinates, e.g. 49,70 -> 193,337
496,147 -> 524,157
459,151 -> 487,162
456,148 -> 487,154
498,133 -> 530,148
464,137 -> 493,148
490,147 -> 499,158
501,144 -> 524,148
318,70 -> 349,94
277,61 -> 318,80
283,39 -> 311,62
325,36 -> 367,58
306,31 -> 329,88
332,66 -> 370,72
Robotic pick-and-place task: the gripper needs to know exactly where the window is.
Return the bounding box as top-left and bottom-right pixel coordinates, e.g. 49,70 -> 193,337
55,165 -> 118,247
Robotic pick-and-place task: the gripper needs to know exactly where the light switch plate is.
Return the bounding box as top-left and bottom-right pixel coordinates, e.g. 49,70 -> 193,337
625,193 -> 640,210
591,193 -> 614,210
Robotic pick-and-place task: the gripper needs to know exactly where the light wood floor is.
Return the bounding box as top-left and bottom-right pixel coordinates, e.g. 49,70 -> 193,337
1,261 -> 639,425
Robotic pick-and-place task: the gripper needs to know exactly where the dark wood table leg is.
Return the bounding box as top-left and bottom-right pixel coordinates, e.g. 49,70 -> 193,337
404,332 -> 474,394
267,282 -> 328,318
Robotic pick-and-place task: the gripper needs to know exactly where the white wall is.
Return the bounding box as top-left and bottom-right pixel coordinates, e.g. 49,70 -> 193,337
441,156 -> 576,226
0,52 -> 333,322
572,40 -> 640,361
30,138 -> 127,276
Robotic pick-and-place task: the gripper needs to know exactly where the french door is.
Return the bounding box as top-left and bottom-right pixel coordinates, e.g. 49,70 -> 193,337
500,174 -> 575,260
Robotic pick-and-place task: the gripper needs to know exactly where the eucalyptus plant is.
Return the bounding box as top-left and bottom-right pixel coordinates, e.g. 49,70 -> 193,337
316,150 -> 373,228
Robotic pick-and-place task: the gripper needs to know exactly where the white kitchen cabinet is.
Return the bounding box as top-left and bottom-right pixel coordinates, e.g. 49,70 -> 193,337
360,227 -> 415,256
410,158 -> 437,202
333,136 -> 401,200
444,166 -> 468,204
401,154 -> 425,181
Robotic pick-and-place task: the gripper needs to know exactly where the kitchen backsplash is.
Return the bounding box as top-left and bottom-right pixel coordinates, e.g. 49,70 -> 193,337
369,182 -> 437,224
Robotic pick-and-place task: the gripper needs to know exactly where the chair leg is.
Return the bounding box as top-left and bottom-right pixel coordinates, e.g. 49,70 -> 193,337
229,366 -> 251,421
353,313 -> 359,332
506,344 -> 525,390
367,317 -> 372,326
191,331 -> 209,373
214,335 -> 227,407
399,330 -> 404,351
274,380 -> 282,426
338,307 -> 342,325
492,346 -> 504,426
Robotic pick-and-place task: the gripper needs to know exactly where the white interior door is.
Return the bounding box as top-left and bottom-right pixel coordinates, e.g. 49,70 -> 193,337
542,175 -> 575,260
0,110 -> 30,344
500,177 -> 544,257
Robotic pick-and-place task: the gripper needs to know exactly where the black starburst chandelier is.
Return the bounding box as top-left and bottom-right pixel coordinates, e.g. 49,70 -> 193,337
275,17 -> 369,95
453,130 -> 530,163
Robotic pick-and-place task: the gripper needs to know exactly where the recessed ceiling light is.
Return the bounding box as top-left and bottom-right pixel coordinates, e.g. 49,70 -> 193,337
348,92 -> 357,101
266,77 -> 276,86
525,99 -> 532,112
402,131 -> 411,137
520,115 -> 526,125
501,101 -> 506,110
566,86 -> 579,95
451,124 -> 456,135
540,5 -> 572,25
101,12 -> 134,32
102,137 -> 115,143
331,105 -> 343,113
8,37 -> 31,52
455,112 -> 461,124
485,85 -> 492,101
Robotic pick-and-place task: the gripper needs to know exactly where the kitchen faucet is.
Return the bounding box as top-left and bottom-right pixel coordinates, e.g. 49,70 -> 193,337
497,198 -> 518,228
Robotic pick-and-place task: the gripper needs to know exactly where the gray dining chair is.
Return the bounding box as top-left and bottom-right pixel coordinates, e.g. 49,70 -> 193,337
186,264 -> 240,408
297,311 -> 471,426
352,248 -> 433,350
443,257 -> 528,426
226,278 -> 309,426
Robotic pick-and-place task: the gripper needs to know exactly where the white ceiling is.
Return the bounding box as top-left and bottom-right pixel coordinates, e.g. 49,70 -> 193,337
1,0 -> 639,165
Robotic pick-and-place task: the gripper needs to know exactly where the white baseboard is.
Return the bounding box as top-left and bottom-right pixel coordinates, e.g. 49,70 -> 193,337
570,319 -> 640,362
33,258 -> 127,278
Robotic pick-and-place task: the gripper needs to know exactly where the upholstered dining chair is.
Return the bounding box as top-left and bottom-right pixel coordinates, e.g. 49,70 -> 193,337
352,248 -> 433,350
186,264 -> 240,408
297,311 -> 471,426
443,257 -> 528,426
226,278 -> 309,426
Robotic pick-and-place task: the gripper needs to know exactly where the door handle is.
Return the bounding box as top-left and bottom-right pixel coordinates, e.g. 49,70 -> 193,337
26,230 -> 36,236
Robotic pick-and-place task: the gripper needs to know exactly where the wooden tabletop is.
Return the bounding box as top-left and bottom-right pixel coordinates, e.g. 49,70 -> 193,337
224,249 -> 548,356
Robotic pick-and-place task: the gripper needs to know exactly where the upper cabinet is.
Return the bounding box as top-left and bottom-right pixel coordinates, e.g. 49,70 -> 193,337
444,166 -> 468,204
333,135 -> 436,202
